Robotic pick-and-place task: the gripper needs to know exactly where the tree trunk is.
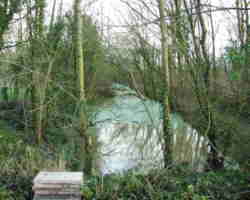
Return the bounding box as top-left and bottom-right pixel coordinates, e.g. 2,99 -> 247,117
157,0 -> 173,167
49,0 -> 57,31
35,0 -> 45,144
74,0 -> 93,176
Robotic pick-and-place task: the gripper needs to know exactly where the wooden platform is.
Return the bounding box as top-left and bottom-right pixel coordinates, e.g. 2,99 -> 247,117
34,172 -> 83,185
33,172 -> 83,200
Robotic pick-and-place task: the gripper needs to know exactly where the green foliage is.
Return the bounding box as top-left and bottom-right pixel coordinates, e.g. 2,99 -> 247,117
1,2 -> 250,200
0,129 -> 73,200
224,48 -> 244,64
82,168 -> 250,200
0,186 -> 15,200
228,71 -> 241,81
81,185 -> 95,200
224,41 -> 249,80
0,137 -> 33,200
0,87 -> 26,101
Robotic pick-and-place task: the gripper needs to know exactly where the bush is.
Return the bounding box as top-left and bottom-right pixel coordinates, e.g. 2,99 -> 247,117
0,174 -> 33,200
0,186 -> 13,200
0,130 -> 67,200
82,167 -> 250,200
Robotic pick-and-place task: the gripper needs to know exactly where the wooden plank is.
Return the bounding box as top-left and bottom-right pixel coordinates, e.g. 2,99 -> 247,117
33,184 -> 81,190
35,191 -> 81,196
33,195 -> 81,200
34,172 -> 83,185
33,188 -> 80,193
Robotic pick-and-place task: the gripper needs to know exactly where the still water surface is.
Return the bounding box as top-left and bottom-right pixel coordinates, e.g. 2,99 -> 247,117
94,86 -> 208,174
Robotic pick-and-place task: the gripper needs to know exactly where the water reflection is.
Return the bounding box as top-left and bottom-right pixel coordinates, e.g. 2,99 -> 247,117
94,95 -> 208,174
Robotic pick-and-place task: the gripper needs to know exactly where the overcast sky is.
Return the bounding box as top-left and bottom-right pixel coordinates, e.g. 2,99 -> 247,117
45,0 -> 238,55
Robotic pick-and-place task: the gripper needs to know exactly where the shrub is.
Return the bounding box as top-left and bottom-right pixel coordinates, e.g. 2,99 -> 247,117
82,167 -> 250,200
0,131 -> 67,200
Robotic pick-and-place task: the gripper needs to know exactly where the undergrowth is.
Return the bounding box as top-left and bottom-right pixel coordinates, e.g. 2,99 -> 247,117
1,128 -> 250,200
81,167 -> 250,200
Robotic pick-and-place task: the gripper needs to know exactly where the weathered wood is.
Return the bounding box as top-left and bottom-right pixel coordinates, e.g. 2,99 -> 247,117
33,184 -> 81,190
34,195 -> 81,200
33,172 -> 83,200
34,172 -> 83,185
35,191 -> 81,196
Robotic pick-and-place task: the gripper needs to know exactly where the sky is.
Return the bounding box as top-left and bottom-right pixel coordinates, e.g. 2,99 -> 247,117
46,0 -> 237,56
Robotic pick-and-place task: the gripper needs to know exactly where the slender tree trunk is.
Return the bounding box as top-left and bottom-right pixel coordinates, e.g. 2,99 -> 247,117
157,0 -> 172,167
183,0 -> 223,171
244,0 -> 249,83
58,0 -> 63,21
74,0 -> 93,176
49,0 -> 57,31
35,0 -> 45,37
26,0 -> 37,140
27,0 -> 45,144
0,32 -> 4,50
35,0 -> 45,144
14,11 -> 23,99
